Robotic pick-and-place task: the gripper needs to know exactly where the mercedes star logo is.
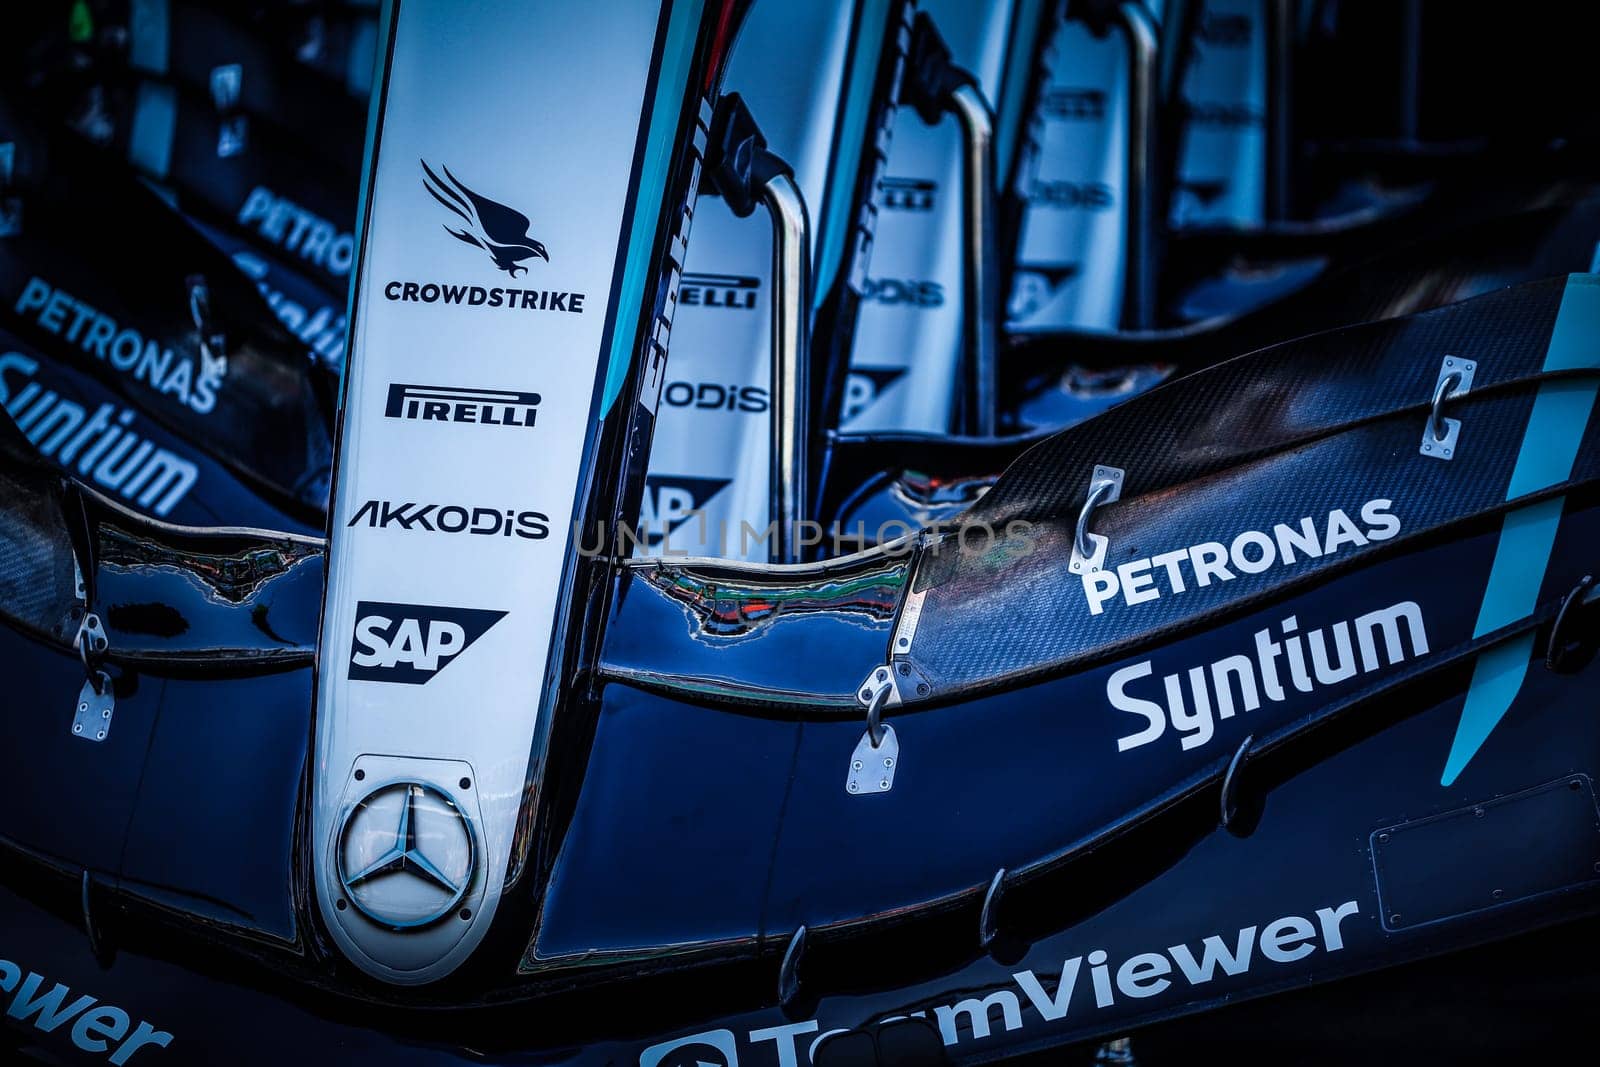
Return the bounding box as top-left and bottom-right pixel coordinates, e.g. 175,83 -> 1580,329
337,781 -> 475,930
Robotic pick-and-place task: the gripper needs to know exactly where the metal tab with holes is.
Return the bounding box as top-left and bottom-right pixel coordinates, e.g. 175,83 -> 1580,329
72,674 -> 114,742
1420,356 -> 1475,460
1068,464 -> 1124,574
847,725 -> 899,794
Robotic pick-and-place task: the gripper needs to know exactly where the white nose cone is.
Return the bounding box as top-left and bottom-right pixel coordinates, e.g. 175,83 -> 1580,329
312,0 -> 702,985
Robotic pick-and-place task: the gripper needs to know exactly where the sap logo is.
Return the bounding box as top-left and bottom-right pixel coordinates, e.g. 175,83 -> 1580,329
236,186 -> 354,276
662,380 -> 768,414
863,278 -> 944,308
421,160 -> 548,276
1028,180 -> 1113,211
1082,500 -> 1401,615
0,958 -> 172,1063
1111,602 -> 1429,754
348,601 -> 507,684
1006,265 -> 1081,322
881,176 -> 937,211
680,272 -> 759,310
842,366 -> 908,422
1182,101 -> 1264,129
1,351 -> 198,516
14,278 -> 226,415
347,500 -> 549,540
1040,87 -> 1106,121
639,1029 -> 738,1067
1197,13 -> 1252,46
641,475 -> 731,543
385,383 -> 539,428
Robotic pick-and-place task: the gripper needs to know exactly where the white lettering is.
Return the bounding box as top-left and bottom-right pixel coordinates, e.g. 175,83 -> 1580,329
1081,501 -> 1403,614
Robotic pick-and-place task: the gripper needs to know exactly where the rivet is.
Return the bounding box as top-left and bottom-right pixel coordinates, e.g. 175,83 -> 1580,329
336,898 -> 348,911
852,760 -> 862,771
95,731 -> 105,740
884,758 -> 893,768
1474,807 -> 1485,817
917,683 -> 929,695
354,768 -> 366,781
879,780 -> 889,790
898,663 -> 910,676
1491,889 -> 1504,899
459,908 -> 472,921
102,709 -> 110,718
73,724 -> 82,734
897,636 -> 909,647
1378,833 -> 1390,843
876,669 -> 888,681
848,782 -> 858,792
459,777 -> 471,790
1390,914 -> 1402,924
860,688 -> 872,700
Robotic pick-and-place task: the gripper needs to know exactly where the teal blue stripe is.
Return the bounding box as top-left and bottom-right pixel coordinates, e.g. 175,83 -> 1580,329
1505,378 -> 1600,498
1442,274 -> 1600,785
1467,497 -> 1567,641
1536,273 -> 1600,373
600,0 -> 705,417
813,0 -> 893,310
1444,633 -> 1539,786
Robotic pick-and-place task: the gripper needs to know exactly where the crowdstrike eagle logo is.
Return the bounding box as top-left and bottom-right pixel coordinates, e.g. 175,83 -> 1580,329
348,601 -> 507,684
422,160 -> 548,276
384,163 -> 583,312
